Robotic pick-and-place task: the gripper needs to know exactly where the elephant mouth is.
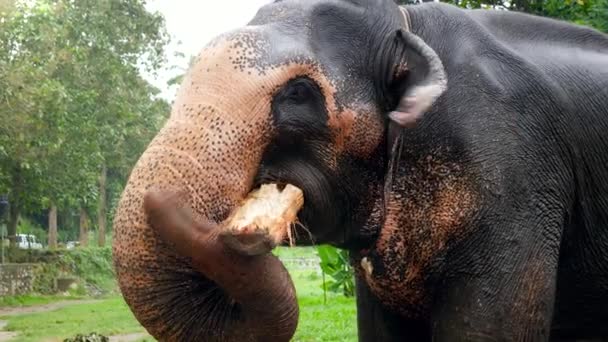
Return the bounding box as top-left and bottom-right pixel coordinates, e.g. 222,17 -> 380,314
251,176 -> 316,245
252,160 -> 348,247
219,183 -> 305,256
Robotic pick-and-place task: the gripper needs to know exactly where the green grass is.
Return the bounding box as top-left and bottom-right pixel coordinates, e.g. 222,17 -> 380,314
1,297 -> 147,342
0,247 -> 357,342
273,245 -> 321,259
0,295 -> 85,308
291,270 -> 357,341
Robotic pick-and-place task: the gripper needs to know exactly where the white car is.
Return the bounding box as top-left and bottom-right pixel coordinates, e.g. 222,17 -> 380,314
66,241 -> 80,249
16,234 -> 43,249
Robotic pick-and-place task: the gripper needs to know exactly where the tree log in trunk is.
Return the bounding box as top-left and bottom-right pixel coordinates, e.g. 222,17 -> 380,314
48,203 -> 58,249
79,207 -> 89,247
97,164 -> 107,247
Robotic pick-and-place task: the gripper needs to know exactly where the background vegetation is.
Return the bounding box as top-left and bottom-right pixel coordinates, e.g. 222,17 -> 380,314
0,0 -> 170,248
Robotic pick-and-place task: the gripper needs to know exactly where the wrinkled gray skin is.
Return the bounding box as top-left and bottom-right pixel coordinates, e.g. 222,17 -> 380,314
112,0 -> 608,341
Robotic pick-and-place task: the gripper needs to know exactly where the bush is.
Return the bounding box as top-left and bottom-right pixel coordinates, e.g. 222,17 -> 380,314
7,246 -> 116,295
316,245 -> 355,298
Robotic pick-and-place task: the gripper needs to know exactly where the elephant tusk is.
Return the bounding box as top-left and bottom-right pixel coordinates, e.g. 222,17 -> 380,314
361,257 -> 374,277
219,183 -> 304,256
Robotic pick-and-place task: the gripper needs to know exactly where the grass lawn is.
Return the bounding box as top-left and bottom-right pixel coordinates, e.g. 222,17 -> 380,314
1,297 -> 148,342
1,247 -> 357,342
0,295 -> 85,308
291,269 -> 357,341
273,246 -> 321,259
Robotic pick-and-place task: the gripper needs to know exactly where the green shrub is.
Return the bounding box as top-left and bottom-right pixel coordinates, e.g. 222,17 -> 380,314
8,246 -> 116,295
316,245 -> 355,298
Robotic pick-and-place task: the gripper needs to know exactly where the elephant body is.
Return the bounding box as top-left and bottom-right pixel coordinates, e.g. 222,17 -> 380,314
112,1 -> 608,341
352,4 -> 608,341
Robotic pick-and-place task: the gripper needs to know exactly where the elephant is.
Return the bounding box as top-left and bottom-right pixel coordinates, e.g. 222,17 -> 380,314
111,0 -> 608,341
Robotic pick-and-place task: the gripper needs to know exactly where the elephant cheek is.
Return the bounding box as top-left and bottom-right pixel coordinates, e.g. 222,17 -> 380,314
341,105 -> 385,159
361,156 -> 479,319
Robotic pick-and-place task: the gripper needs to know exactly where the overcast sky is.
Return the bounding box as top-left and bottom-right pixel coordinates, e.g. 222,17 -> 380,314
143,0 -> 273,101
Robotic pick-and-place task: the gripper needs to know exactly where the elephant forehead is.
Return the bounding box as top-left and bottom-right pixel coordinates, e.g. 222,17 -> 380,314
120,29 -> 368,227
162,29 -> 381,160
150,31 -> 337,161
171,29 -> 341,122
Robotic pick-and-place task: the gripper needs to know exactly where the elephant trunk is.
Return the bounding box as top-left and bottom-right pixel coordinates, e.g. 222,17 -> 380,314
142,190 -> 298,341
112,30 -> 299,341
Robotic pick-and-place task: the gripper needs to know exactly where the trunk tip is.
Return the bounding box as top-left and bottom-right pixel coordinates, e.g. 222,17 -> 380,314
219,229 -> 276,256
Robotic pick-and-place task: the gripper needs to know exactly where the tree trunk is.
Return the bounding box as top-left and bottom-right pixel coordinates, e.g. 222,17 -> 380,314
79,207 -> 89,247
7,176 -> 22,247
48,203 -> 58,249
7,200 -> 19,247
97,164 -> 107,247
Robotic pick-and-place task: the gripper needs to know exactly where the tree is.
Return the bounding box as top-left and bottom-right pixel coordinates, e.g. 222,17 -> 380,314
97,164 -> 107,247
0,0 -> 15,15
0,0 -> 170,246
48,204 -> 57,249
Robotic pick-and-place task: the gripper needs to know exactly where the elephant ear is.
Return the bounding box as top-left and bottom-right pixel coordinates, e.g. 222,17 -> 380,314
381,29 -> 448,211
385,29 -> 447,129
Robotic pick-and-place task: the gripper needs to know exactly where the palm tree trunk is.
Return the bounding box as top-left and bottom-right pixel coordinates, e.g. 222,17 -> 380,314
48,203 -> 58,249
79,207 -> 89,247
7,176 -> 22,247
97,164 -> 107,247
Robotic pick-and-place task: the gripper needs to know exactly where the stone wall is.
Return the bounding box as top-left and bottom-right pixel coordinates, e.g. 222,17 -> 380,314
0,263 -> 36,296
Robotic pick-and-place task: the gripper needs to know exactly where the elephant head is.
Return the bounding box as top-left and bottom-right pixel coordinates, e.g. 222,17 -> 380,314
112,0 -> 447,340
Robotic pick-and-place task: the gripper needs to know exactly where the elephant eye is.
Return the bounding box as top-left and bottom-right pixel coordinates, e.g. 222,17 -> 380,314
271,76 -> 329,137
282,78 -> 316,105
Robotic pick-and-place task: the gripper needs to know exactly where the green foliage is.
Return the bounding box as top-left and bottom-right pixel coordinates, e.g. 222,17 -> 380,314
0,0 -> 171,245
32,263 -> 62,294
316,245 -> 355,298
64,247 -> 114,290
